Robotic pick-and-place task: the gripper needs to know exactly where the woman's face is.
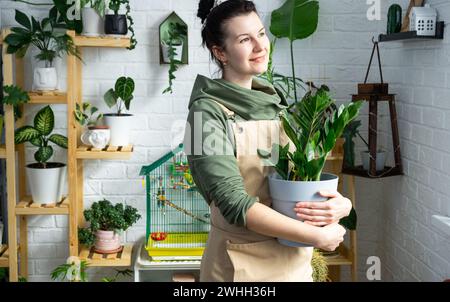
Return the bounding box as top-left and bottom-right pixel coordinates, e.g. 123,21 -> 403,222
218,12 -> 270,76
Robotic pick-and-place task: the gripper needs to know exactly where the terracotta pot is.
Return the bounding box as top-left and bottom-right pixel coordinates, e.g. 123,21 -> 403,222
94,230 -> 121,254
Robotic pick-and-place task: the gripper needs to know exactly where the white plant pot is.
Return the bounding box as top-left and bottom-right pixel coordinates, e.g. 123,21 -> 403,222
33,67 -> 58,91
268,173 -> 339,247
26,163 -> 67,203
81,126 -> 110,149
103,114 -> 133,146
81,7 -> 104,36
360,150 -> 386,171
161,42 -> 183,63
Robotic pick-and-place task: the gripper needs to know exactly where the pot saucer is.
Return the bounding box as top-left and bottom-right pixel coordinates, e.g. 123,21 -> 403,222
94,245 -> 123,255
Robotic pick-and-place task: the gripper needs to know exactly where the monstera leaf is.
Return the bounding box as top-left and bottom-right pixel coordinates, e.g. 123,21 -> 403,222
270,0 -> 319,41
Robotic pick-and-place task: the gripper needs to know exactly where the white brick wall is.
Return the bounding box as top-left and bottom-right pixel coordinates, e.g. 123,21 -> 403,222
1,0 -> 449,282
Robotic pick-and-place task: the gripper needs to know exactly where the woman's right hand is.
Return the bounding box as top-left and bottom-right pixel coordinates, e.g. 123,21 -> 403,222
314,223 -> 346,251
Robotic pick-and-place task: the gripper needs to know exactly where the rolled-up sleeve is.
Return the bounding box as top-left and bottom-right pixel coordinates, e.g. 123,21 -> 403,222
184,100 -> 257,227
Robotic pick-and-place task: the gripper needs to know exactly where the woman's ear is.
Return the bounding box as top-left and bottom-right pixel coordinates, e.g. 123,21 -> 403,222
211,46 -> 227,64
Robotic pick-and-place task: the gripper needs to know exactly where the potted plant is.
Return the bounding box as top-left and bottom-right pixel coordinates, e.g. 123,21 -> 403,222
104,0 -> 137,49
4,10 -> 80,91
261,87 -> 362,247
162,22 -> 187,94
103,76 -> 135,146
74,102 -> 110,149
79,0 -> 108,36
1,85 -> 30,140
78,199 -> 141,254
14,106 -> 68,203
343,120 -> 386,171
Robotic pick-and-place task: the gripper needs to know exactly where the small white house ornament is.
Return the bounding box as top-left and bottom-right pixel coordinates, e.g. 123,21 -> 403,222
409,4 -> 437,36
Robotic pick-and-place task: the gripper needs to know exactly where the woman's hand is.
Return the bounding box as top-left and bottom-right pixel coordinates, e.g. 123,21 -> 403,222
314,223 -> 346,251
294,191 -> 352,226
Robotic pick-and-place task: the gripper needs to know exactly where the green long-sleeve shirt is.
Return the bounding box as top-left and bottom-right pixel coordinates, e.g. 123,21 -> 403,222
184,74 -> 288,227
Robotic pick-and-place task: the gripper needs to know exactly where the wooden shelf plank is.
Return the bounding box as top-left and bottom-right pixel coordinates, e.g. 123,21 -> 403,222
78,244 -> 133,267
0,245 -> 9,267
0,145 -> 6,159
72,33 -> 131,48
28,91 -> 67,104
15,196 -> 70,215
76,145 -> 134,160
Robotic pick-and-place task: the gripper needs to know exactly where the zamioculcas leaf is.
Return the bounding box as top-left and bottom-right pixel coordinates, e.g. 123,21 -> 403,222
35,146 -> 53,163
34,105 -> 54,136
48,134 -> 68,149
14,9 -> 31,31
15,126 -> 40,144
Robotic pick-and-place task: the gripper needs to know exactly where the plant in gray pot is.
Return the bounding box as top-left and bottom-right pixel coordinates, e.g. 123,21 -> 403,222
15,106 -> 68,203
262,88 -> 362,247
103,76 -> 135,146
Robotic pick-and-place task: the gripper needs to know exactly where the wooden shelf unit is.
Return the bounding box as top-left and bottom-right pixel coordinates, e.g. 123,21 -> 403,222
79,244 -> 133,267
1,29 -> 134,281
0,245 -> 10,268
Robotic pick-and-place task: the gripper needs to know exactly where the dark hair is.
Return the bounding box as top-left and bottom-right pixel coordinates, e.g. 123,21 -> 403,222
197,0 -> 257,69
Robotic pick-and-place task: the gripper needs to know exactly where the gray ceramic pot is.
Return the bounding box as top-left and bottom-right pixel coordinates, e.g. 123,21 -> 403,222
268,173 -> 339,247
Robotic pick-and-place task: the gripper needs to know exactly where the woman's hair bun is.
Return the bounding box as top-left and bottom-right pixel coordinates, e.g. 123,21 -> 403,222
197,0 -> 216,24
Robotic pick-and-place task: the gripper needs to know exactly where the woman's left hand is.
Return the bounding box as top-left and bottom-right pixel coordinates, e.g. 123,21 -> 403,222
294,191 -> 352,226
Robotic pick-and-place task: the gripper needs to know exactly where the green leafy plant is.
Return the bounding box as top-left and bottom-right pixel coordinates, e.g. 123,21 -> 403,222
74,102 -> 103,127
4,9 -> 80,67
162,22 -> 187,94
1,85 -> 30,120
263,88 -> 363,181
270,0 -> 319,103
51,260 -> 89,282
108,0 -> 137,50
104,76 -> 135,115
78,199 -> 141,247
13,0 -> 83,33
14,105 -> 68,167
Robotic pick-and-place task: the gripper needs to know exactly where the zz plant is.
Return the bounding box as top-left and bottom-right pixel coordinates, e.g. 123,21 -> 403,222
265,88 -> 363,181
14,105 -> 68,168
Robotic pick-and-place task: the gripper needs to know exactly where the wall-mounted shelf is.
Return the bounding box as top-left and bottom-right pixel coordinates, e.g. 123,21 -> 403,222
379,21 -> 444,42
71,33 -> 131,48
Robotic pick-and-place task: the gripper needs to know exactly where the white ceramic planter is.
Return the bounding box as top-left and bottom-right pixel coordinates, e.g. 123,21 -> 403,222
161,42 -> 183,63
26,163 -> 66,203
103,114 -> 133,146
81,7 -> 104,36
81,126 -> 110,149
94,230 -> 121,254
33,67 -> 57,91
360,150 -> 386,171
268,173 -> 339,247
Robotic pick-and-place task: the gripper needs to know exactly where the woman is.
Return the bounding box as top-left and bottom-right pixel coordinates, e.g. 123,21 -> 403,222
184,0 -> 352,282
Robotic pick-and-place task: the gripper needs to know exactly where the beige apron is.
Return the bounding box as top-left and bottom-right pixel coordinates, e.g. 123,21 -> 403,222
200,101 -> 314,282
